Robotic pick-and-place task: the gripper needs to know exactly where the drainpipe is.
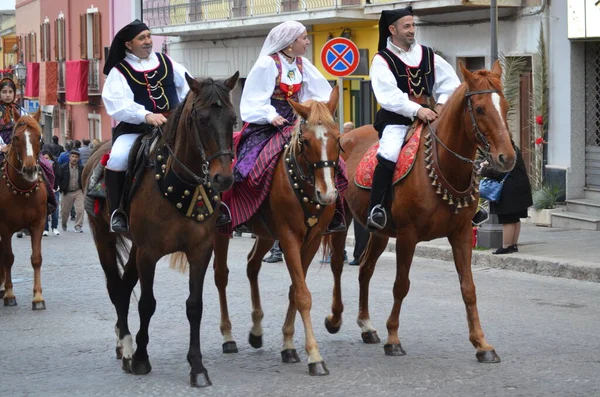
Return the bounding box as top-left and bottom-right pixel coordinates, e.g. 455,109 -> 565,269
490,0 -> 498,64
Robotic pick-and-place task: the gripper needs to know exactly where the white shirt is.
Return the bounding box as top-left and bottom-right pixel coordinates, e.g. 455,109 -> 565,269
240,53 -> 333,124
102,52 -> 191,125
370,38 -> 461,121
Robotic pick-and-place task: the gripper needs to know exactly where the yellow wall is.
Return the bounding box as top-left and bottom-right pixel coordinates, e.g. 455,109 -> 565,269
310,21 -> 379,124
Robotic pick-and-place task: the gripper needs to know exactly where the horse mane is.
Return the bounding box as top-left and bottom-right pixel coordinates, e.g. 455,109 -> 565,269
438,70 -> 503,124
161,77 -> 233,145
289,100 -> 336,158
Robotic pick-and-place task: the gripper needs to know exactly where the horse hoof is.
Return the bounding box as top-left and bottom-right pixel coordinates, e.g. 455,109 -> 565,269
3,297 -> 17,306
222,341 -> 238,354
122,358 -> 132,373
324,316 -> 341,334
476,349 -> 501,363
116,347 -> 123,360
32,301 -> 46,310
281,349 -> 301,364
308,361 -> 329,376
248,332 -> 263,349
190,370 -> 212,388
130,357 -> 152,375
361,331 -> 380,344
383,343 -> 406,356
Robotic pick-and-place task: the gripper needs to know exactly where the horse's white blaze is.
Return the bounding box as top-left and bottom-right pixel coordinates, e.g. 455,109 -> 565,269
121,334 -> 134,359
491,93 -> 505,128
315,125 -> 336,202
357,318 -> 376,333
24,130 -> 34,158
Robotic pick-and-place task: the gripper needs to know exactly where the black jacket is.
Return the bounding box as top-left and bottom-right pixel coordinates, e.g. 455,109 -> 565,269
481,143 -> 533,215
58,162 -> 83,194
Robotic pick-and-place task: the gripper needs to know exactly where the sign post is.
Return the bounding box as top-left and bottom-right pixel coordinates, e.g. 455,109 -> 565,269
320,38 -> 360,132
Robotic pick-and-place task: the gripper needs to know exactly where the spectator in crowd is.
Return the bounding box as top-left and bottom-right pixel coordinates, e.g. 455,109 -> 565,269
481,140 -> 533,254
45,135 -> 64,159
58,150 -> 85,232
57,140 -> 74,165
79,139 -> 92,165
42,150 -> 61,236
343,121 -> 354,134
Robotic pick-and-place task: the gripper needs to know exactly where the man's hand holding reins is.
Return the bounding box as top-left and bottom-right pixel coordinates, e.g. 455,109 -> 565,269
417,107 -> 438,123
145,113 -> 168,126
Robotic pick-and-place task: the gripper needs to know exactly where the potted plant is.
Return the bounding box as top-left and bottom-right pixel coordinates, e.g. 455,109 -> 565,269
529,184 -> 564,226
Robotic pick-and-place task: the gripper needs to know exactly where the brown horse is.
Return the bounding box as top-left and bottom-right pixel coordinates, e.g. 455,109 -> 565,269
210,89 -> 340,376
323,61 -> 515,363
0,110 -> 47,309
82,72 -> 239,388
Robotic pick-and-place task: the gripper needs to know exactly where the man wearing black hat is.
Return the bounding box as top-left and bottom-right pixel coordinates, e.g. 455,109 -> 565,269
102,20 -> 191,232
366,6 -> 461,231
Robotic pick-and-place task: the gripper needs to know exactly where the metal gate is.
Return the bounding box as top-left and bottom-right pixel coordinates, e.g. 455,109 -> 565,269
585,41 -> 600,188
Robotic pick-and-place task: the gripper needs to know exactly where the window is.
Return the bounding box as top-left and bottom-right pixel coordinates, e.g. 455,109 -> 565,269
88,112 -> 101,141
40,19 -> 51,62
55,14 -> 66,91
80,9 -> 102,92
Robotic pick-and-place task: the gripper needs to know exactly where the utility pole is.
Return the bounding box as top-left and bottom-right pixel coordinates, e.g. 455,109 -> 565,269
490,0 -> 498,64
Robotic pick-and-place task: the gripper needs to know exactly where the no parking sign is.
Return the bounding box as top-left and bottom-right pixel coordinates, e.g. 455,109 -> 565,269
320,38 -> 360,77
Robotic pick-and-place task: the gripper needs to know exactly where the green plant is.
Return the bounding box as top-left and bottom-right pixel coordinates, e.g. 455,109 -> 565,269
532,184 -> 561,210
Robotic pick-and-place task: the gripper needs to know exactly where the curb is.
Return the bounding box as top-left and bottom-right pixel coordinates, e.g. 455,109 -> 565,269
344,236 -> 600,283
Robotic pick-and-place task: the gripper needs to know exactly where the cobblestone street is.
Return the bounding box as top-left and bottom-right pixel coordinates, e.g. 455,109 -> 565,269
1,228 -> 599,396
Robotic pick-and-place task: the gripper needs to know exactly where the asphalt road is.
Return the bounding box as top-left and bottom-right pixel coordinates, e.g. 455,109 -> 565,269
1,226 -> 599,397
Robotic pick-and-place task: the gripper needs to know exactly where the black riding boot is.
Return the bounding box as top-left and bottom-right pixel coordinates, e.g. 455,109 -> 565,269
105,170 -> 128,233
324,196 -> 347,234
216,201 -> 232,227
366,155 -> 395,232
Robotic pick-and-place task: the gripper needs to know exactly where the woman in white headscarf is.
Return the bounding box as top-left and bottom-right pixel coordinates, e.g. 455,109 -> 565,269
233,21 -> 346,233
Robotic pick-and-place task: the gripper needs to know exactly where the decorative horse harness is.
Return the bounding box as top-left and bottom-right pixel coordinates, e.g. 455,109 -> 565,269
424,89 -> 498,214
283,118 -> 341,230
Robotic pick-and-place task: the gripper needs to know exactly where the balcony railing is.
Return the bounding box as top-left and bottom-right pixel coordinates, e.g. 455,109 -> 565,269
143,0 -> 362,27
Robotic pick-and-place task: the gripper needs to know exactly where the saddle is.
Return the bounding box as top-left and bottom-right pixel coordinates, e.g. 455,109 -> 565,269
355,122 -> 424,190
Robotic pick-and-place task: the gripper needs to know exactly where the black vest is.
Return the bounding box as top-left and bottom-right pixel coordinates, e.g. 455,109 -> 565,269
373,45 -> 435,134
113,53 -> 180,140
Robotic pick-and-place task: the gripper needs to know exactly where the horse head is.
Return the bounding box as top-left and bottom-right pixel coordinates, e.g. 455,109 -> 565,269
288,88 -> 340,206
180,71 -> 239,192
459,61 -> 516,172
8,110 -> 42,183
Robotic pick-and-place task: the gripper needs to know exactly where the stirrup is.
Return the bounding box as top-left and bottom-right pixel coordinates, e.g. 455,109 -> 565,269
109,210 -> 129,233
216,202 -> 232,227
366,204 -> 387,231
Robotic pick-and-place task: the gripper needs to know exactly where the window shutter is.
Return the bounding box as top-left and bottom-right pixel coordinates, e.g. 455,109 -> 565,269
93,12 -> 101,59
32,32 -> 37,62
54,20 -> 58,60
40,24 -> 45,61
80,14 -> 87,59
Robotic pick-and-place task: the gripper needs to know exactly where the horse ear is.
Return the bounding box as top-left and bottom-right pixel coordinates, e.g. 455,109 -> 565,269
185,72 -> 200,92
224,71 -> 239,91
288,99 -> 310,120
459,61 -> 474,85
327,86 -> 339,116
490,60 -> 502,77
32,109 -> 41,122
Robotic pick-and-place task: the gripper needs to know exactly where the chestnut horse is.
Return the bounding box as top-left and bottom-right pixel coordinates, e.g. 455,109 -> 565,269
0,110 -> 47,310
209,89 -> 340,376
323,62 -> 515,363
82,72 -> 239,388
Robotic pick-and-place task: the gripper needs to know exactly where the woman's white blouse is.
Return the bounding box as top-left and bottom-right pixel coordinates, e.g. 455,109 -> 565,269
240,53 -> 333,124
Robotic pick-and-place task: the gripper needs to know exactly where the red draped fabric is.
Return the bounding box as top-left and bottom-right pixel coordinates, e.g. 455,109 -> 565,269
39,61 -> 58,106
24,62 -> 40,99
65,60 -> 89,104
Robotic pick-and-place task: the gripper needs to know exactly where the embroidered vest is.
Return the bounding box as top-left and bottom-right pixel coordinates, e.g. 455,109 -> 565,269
270,54 -> 303,102
115,52 -> 179,113
373,45 -> 436,134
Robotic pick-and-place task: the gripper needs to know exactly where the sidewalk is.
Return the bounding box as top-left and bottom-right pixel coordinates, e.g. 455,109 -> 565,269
344,221 -> 600,283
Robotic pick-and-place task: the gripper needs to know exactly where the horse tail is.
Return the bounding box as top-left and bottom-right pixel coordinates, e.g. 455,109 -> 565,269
320,235 -> 332,268
169,252 -> 189,273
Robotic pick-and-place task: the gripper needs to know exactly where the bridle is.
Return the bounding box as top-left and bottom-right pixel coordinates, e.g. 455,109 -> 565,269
286,117 -> 341,187
2,122 -> 42,194
160,97 -> 234,186
427,89 -> 499,165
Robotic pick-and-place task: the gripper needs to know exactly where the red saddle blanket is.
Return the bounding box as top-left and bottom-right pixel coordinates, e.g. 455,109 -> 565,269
355,123 -> 423,189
